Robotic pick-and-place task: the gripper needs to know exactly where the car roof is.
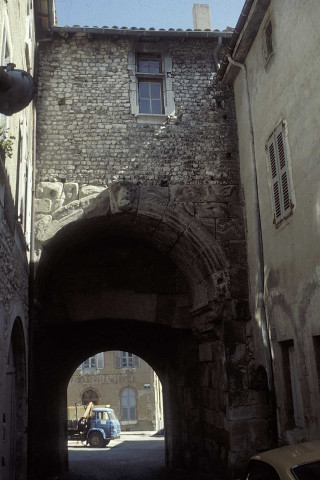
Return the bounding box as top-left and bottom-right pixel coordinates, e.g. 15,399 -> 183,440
252,441 -> 320,476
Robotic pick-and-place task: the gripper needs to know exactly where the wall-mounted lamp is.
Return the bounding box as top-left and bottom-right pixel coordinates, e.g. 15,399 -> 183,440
0,63 -> 34,116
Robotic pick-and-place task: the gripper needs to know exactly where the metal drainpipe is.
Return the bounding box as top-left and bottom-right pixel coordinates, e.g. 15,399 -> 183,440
213,35 -> 222,71
227,55 -> 275,395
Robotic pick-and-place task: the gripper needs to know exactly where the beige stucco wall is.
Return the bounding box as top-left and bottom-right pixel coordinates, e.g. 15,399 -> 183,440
67,351 -> 163,431
233,0 -> 320,444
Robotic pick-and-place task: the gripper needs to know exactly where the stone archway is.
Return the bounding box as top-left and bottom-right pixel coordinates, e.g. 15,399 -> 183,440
29,181 -> 267,479
5,318 -> 27,480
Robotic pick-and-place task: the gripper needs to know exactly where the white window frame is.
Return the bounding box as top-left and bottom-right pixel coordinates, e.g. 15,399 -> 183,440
128,42 -> 175,124
81,353 -> 104,371
262,18 -> 274,65
121,351 -> 133,368
266,121 -> 294,227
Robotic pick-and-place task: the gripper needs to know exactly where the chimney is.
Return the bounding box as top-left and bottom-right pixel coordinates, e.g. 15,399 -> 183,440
192,4 -> 212,30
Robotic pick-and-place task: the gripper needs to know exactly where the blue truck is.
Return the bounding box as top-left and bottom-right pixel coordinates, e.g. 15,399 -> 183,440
68,402 -> 121,447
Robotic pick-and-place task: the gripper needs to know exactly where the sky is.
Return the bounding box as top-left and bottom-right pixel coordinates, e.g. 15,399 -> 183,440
55,0 -> 245,31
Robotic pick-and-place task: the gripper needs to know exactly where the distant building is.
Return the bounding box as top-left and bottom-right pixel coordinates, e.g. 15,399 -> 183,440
68,351 -> 163,431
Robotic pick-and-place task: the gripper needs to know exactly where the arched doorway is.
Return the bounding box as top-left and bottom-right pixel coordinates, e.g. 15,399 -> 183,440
5,318 -> 27,480
81,389 -> 99,406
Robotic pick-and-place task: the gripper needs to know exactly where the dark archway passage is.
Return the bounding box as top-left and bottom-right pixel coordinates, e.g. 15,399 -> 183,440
29,220 -> 205,479
28,186 -> 270,479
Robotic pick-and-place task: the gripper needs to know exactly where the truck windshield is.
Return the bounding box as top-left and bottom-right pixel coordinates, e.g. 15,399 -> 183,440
95,411 -> 109,420
108,410 -> 117,420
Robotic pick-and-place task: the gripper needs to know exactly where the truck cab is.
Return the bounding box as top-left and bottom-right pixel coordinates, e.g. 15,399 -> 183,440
67,403 -> 121,448
87,407 -> 121,447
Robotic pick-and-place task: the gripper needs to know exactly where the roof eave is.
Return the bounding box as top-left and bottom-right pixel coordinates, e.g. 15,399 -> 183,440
50,24 -> 233,40
218,0 -> 271,84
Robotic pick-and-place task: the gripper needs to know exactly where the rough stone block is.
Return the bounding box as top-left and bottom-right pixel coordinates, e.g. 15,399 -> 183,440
228,202 -> 244,219
198,218 -> 216,236
80,184 -> 105,198
199,342 -> 214,362
229,241 -> 248,266
36,182 -> 64,200
229,268 -> 249,297
195,202 -> 228,219
35,198 -> 52,214
226,405 -> 270,422
224,320 -> 246,345
216,218 -> 245,241
64,182 -> 79,203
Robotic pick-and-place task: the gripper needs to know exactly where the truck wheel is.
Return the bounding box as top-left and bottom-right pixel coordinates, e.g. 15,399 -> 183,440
89,432 -> 105,448
104,439 -> 110,446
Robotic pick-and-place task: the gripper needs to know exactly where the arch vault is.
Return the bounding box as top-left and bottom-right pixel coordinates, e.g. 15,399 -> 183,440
29,181 -> 271,478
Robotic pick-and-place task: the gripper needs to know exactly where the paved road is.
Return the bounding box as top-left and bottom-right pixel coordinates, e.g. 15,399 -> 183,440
51,432 -> 225,480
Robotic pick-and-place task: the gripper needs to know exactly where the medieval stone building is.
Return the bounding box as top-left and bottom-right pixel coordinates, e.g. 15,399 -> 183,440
30,6 -> 272,478
0,0 -> 320,479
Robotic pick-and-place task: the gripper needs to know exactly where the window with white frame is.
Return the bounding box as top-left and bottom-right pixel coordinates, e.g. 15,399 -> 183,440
128,43 -> 175,123
266,122 -> 293,226
79,352 -> 104,371
263,19 -> 274,63
114,351 -> 140,368
137,54 -> 163,114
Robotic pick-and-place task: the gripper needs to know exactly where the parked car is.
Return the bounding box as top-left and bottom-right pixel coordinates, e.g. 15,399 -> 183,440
241,440 -> 320,479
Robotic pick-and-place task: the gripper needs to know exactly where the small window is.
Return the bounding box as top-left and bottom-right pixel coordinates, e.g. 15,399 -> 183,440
137,55 -> 161,74
82,352 -> 104,371
136,54 -> 164,115
128,45 -> 174,122
264,20 -> 273,62
138,81 -> 163,114
267,123 -> 293,226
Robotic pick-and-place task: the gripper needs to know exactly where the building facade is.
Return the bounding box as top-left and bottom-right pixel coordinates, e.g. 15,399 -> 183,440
68,351 -> 163,431
219,0 -> 320,448
0,1 -> 36,479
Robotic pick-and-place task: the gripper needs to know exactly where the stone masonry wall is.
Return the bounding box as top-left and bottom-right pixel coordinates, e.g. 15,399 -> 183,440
36,35 -> 238,186
35,33 -> 271,475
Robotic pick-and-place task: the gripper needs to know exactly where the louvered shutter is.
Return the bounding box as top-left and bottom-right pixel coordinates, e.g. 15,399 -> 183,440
114,351 -> 121,369
97,352 -> 104,370
267,134 -> 282,222
267,124 -> 292,225
275,125 -> 291,216
133,355 -> 140,368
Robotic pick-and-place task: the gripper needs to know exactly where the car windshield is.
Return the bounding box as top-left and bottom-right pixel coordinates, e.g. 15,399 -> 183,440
292,460 -> 320,479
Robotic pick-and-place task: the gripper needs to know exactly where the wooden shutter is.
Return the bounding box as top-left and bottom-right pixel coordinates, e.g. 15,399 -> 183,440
275,125 -> 291,216
267,134 -> 282,222
267,123 -> 292,224
97,352 -> 104,370
133,355 -> 140,368
114,351 -> 121,369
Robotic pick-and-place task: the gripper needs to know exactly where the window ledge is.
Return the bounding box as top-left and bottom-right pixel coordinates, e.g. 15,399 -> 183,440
135,114 -> 168,124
